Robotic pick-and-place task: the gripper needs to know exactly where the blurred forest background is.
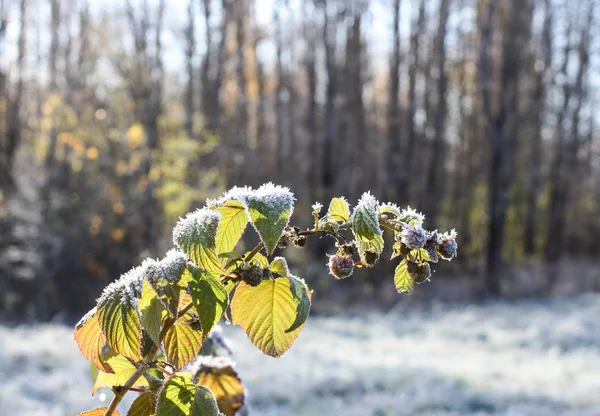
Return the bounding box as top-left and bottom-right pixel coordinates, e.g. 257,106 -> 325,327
1,0 -> 599,321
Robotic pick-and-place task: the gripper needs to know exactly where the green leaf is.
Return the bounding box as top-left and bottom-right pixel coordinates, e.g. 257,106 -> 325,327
187,266 -> 228,340
359,234 -> 384,255
126,392 -> 155,416
173,208 -> 225,274
195,364 -> 245,416
93,354 -> 149,394
394,259 -> 414,294
328,197 -> 350,222
139,279 -> 168,346
163,316 -> 204,370
214,200 -> 248,255
77,408 -> 120,416
410,247 -> 432,263
351,192 -> 382,242
74,307 -> 113,373
269,257 -> 312,333
231,276 -> 310,357
245,183 -> 294,255
156,374 -> 220,416
247,251 -> 269,269
97,293 -> 142,361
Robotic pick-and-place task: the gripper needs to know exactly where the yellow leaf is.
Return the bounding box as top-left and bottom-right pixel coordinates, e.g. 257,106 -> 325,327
74,308 -> 113,373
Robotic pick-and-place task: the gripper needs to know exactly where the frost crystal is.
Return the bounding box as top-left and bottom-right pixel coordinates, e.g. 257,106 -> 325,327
400,224 -> 427,250
312,202 -> 323,213
147,249 -> 187,284
96,262 -> 150,307
400,206 -> 425,226
351,192 -> 382,236
173,208 -> 222,248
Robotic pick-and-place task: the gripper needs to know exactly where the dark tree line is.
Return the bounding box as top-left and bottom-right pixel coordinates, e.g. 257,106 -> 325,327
0,0 -> 599,319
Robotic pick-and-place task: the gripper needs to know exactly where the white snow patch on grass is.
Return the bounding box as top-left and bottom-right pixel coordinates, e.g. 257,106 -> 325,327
2,295 -> 600,415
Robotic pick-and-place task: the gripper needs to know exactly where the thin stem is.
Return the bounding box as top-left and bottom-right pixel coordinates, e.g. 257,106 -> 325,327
104,348 -> 155,415
243,242 -> 264,263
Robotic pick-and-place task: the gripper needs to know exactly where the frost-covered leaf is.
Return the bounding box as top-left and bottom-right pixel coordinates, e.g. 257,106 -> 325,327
400,206 -> 425,226
394,259 -> 414,294
77,408 -> 120,416
173,208 -> 225,274
187,265 -> 228,340
156,374 -> 220,416
327,197 -> 350,222
97,276 -> 143,361
93,354 -> 149,394
351,192 -> 382,242
379,202 -> 402,218
209,184 -> 294,255
214,200 -> 248,255
146,250 -> 187,317
74,307 -> 113,373
244,183 -> 295,255
126,392 -> 155,416
163,315 -> 204,370
231,276 -> 310,357
139,279 -> 168,346
193,358 -> 245,416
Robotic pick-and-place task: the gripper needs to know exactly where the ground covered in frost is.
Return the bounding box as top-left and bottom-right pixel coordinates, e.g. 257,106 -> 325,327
1,294 -> 599,416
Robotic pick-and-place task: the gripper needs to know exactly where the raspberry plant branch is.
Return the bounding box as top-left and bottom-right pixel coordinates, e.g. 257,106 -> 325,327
74,184 -> 457,416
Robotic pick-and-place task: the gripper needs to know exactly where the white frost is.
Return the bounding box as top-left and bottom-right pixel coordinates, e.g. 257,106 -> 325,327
172,208 -> 222,248
351,192 -> 383,236
147,249 -> 188,283
96,262 -> 150,307
3,295 -> 600,415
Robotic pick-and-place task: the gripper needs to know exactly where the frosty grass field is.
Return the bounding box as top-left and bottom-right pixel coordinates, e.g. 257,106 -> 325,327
1,294 -> 600,416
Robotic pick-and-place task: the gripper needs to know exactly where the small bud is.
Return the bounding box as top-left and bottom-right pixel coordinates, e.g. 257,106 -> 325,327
240,264 -> 264,286
400,224 -> 427,250
293,235 -> 308,247
327,254 -> 354,279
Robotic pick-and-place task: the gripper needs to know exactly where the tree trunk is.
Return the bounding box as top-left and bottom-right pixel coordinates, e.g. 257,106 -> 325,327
387,0 -> 401,200
423,0 -> 450,229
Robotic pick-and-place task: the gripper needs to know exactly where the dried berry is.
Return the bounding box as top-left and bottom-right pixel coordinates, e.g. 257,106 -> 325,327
400,224 -> 427,250
424,231 -> 441,263
327,254 -> 354,280
411,262 -> 431,284
437,229 -> 458,260
240,264 -> 264,286
277,234 -> 290,249
340,242 -> 357,256
293,235 -> 308,247
361,250 -> 379,268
